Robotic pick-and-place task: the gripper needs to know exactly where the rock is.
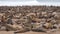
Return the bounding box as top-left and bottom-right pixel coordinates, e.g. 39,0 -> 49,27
46,29 -> 58,33
47,12 -> 52,18
32,27 -> 47,32
50,19 -> 57,24
52,12 -> 57,15
41,18 -> 46,22
41,12 -> 48,18
7,18 -> 13,25
14,28 -> 29,33
5,24 -> 24,31
43,23 -> 53,29
53,24 -> 58,29
0,26 -> 6,31
31,23 -> 40,29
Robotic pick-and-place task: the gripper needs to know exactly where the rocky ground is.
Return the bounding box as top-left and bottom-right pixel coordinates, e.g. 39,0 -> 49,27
0,6 -> 60,34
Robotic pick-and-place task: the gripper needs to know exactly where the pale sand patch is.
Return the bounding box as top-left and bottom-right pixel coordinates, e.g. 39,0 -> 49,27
0,31 -> 14,34
0,31 -> 60,34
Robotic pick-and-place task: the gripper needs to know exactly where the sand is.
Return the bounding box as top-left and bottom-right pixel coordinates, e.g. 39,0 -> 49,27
0,31 -> 60,34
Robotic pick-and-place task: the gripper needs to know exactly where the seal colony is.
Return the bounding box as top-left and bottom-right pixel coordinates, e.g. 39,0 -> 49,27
0,6 -> 60,33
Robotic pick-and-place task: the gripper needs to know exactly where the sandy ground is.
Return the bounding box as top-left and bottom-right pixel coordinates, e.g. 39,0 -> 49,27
0,31 -> 60,34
